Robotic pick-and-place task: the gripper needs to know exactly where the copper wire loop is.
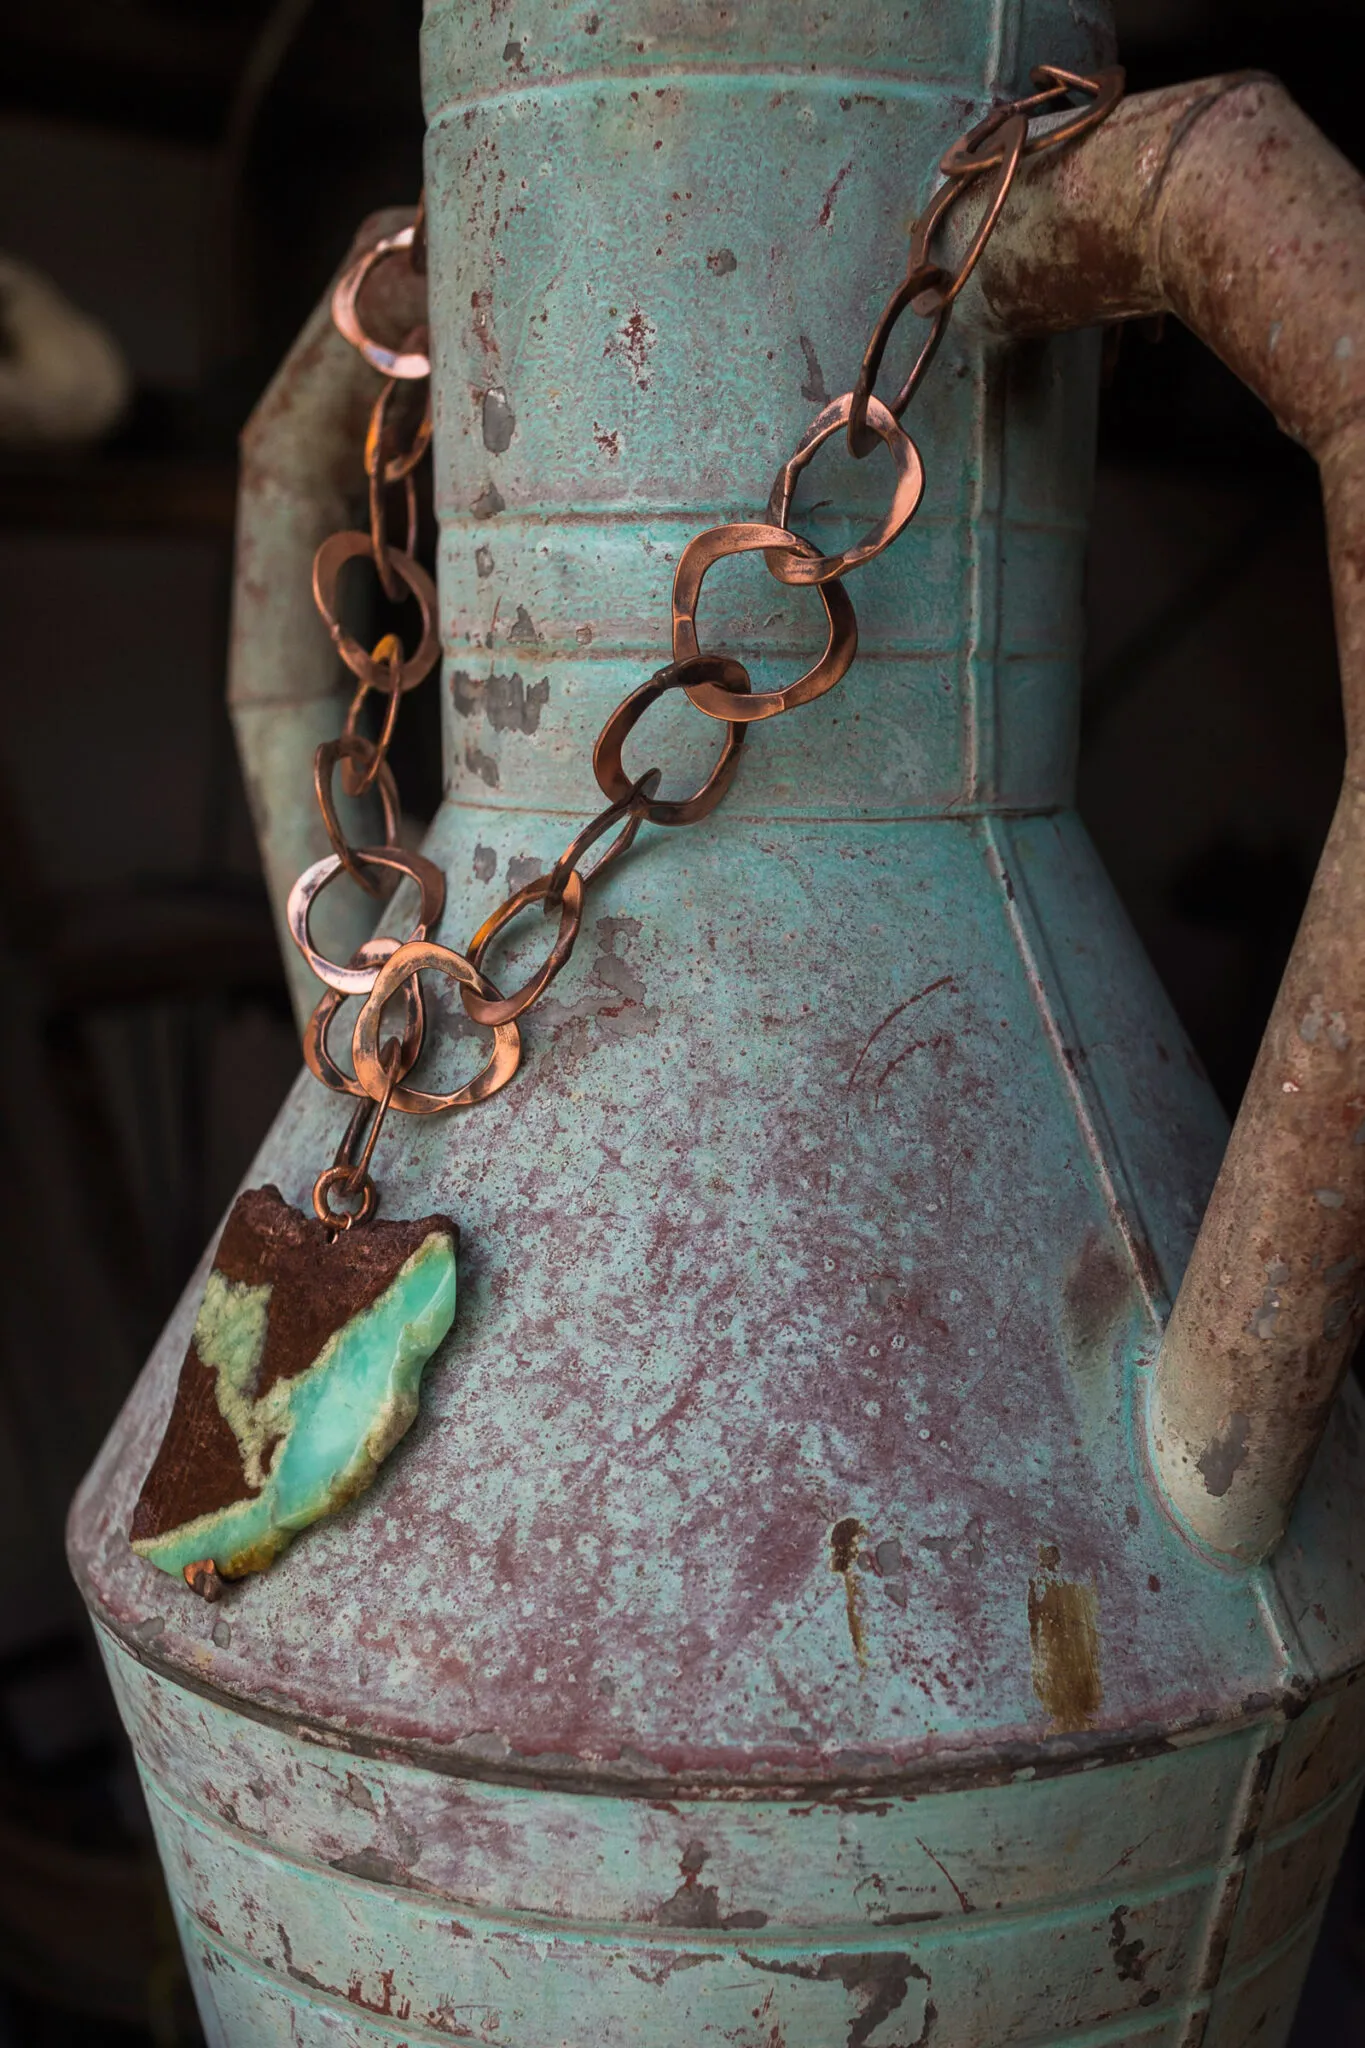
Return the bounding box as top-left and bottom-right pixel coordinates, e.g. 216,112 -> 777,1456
462,870 -> 586,1026
312,531 -> 440,693
313,736 -> 402,890
766,395 -> 925,585
313,1163 -> 377,1229
353,942 -> 522,1114
672,526 -> 858,722
303,938 -> 426,1099
907,112 -> 1027,315
547,769 -> 663,902
594,658 -> 752,824
846,266 -> 950,458
331,222 -> 431,378
939,65 -> 1124,175
287,846 -> 446,996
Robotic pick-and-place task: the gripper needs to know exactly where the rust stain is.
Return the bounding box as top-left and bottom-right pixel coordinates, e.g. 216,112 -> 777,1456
830,1516 -> 867,1669
1028,1552 -> 1102,1732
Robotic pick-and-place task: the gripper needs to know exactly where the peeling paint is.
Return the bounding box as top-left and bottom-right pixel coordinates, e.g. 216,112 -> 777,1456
1197,1413 -> 1251,1497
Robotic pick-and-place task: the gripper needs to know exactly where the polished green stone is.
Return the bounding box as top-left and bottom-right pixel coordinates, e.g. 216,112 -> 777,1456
132,1229 -> 457,1581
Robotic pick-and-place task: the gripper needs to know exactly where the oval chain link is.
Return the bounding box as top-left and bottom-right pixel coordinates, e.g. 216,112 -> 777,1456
303,65 -> 1123,1221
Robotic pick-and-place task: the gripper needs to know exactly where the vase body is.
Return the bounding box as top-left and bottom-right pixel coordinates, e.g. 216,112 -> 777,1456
69,2 -> 1365,2043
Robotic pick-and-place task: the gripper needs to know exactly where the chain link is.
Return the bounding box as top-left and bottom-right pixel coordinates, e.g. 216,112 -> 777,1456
293,73 -> 1123,1224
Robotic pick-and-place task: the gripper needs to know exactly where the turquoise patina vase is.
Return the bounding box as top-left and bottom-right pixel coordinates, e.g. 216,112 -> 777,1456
68,2 -> 1365,2043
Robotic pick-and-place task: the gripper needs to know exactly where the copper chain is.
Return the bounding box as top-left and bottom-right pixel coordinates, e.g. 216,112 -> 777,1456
290,63 -> 1123,1230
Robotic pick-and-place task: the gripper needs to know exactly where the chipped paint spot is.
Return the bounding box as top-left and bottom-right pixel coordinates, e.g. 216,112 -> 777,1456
799,334 -> 829,404
1109,1906 -> 1149,1981
1197,1412 -> 1250,1497
1028,1559 -> 1101,1732
463,741 -> 500,788
451,669 -> 549,734
481,386 -> 516,452
1299,994 -> 1351,1049
593,421 -> 621,459
474,544 -> 494,578
471,481 -> 505,519
742,1950 -> 933,2048
472,843 -> 497,883
506,854 -> 545,891
707,248 -> 738,274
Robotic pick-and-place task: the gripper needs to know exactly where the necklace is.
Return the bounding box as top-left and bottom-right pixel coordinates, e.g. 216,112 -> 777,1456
129,63 -> 1123,1596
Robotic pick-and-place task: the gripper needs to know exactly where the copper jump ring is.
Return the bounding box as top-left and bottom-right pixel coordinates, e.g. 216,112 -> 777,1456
287,847 -> 446,995
314,737 -> 402,891
353,941 -> 522,1113
672,525 -> 858,722
461,870 -> 586,1026
594,657 -> 752,824
939,65 -> 1124,176
546,770 -> 664,902
313,531 -> 440,694
303,938 -> 426,1098
766,395 -> 925,585
331,222 -> 431,378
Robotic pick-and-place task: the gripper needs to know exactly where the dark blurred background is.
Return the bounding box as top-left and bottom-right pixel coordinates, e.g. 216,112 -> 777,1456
0,0 -> 1361,2039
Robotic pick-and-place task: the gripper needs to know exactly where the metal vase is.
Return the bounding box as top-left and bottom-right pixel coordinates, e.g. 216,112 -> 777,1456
69,2 -> 1365,2042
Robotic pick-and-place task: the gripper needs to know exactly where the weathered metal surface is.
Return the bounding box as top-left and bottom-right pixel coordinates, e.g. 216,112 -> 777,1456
86,1633 -> 1365,2043
945,75 -> 1365,1563
228,207 -> 425,1028
68,2 -> 1365,2042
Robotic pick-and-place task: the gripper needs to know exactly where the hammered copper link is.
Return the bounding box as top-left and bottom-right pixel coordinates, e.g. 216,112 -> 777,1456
292,68 -> 1124,1216
594,658 -> 752,823
462,870 -> 586,1026
672,525 -> 858,722
907,112 -> 1027,313
546,770 -> 664,902
353,942 -> 522,1114
366,371 -> 429,602
304,938 -> 426,1099
340,639 -> 404,798
847,66 -> 1119,456
846,269 -> 950,458
312,531 -> 440,694
331,221 -> 431,378
765,395 -> 924,586
313,736 -> 401,890
287,846 -> 445,996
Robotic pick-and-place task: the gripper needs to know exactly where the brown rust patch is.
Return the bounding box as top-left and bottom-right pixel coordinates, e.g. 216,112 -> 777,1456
830,1517 -> 867,1669
1062,1228 -> 1133,1355
1028,1554 -> 1102,1732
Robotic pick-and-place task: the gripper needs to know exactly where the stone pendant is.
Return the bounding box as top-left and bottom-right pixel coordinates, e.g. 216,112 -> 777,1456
130,1186 -> 457,1586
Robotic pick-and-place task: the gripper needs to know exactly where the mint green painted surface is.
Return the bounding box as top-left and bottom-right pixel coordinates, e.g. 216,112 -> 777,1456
132,1234 -> 457,1581
67,0 -> 1365,2041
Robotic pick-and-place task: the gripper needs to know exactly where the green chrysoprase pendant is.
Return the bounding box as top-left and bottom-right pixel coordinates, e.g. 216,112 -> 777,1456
130,1186 -> 457,1583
